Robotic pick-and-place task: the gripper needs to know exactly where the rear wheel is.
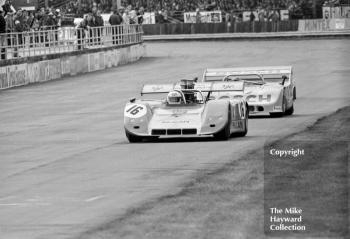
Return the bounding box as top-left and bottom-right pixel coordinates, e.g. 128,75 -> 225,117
235,108 -> 248,137
270,96 -> 286,118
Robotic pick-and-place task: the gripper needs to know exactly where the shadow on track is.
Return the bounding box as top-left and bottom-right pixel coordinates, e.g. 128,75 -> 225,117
249,114 -> 306,119
117,135 -> 254,144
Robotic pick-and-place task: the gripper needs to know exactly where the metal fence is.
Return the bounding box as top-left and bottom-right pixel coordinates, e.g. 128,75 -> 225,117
0,24 -> 143,60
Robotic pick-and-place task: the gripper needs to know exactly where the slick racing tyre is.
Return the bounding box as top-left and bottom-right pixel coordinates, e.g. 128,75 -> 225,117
234,106 -> 248,137
213,109 -> 231,141
285,104 -> 294,116
125,130 -> 144,143
270,96 -> 287,117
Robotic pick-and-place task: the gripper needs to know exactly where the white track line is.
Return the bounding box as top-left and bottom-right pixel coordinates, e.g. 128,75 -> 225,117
0,203 -> 28,206
85,195 -> 106,202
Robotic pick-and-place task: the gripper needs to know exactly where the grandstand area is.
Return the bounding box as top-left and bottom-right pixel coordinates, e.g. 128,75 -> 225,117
0,0 -> 349,63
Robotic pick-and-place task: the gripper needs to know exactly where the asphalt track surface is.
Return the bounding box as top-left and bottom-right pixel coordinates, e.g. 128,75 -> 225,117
0,39 -> 349,239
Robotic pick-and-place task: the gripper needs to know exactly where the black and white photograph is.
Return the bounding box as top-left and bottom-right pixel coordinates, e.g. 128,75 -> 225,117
0,0 -> 349,238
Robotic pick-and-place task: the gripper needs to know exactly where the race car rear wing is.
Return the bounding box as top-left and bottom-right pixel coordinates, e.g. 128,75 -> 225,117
202,66 -> 292,81
141,81 -> 244,95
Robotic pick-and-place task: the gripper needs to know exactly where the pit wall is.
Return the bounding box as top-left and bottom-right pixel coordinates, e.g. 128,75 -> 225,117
298,18 -> 350,31
142,21 -> 299,35
142,18 -> 350,35
0,43 -> 145,90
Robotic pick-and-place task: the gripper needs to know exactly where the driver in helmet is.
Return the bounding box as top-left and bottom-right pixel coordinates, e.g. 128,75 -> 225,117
167,91 -> 183,105
180,79 -> 196,103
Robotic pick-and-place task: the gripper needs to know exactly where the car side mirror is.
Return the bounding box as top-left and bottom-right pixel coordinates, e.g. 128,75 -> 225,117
207,95 -> 215,101
281,75 -> 288,85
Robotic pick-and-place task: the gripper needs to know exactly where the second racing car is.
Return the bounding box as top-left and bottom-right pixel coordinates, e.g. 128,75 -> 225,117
202,66 -> 296,117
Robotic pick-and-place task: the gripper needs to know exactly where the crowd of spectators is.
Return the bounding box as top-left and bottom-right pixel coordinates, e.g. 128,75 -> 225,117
0,0 -> 339,34
0,0 -> 346,38
1,0 -> 63,33
0,1 -> 146,53
49,0 -> 309,22
0,0 -> 347,59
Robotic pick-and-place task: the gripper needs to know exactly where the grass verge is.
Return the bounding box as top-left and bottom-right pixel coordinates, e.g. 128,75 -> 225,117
78,107 -> 350,239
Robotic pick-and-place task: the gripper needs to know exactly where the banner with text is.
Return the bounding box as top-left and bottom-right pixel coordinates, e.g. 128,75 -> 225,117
143,12 -> 156,24
184,11 -> 222,23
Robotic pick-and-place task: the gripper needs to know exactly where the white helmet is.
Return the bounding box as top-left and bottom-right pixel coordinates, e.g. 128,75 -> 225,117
167,91 -> 183,105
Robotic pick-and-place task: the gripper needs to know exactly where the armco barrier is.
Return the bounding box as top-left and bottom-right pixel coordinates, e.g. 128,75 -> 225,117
0,43 -> 145,90
142,21 -> 299,35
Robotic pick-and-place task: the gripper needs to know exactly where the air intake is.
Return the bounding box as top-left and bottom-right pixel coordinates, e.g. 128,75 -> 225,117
182,128 -> 197,134
167,129 -> 182,135
151,129 -> 166,135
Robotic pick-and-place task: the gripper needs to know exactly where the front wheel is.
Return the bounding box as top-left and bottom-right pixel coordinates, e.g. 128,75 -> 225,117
125,130 -> 144,143
285,104 -> 294,116
213,111 -> 231,141
213,121 -> 230,140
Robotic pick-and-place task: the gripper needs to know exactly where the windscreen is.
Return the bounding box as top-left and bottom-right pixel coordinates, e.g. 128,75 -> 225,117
140,93 -> 168,101
263,74 -> 290,84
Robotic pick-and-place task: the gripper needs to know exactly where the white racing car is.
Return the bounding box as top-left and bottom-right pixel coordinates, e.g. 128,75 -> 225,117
124,79 -> 249,142
202,66 -> 296,117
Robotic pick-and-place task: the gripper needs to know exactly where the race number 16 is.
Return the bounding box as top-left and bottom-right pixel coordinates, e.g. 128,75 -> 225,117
125,104 -> 147,118
127,105 -> 143,115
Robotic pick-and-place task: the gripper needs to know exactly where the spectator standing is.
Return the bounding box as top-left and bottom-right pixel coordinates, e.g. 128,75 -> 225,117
14,9 -> 25,49
2,0 -> 14,16
123,8 -> 130,24
95,10 -> 104,27
31,12 -> 40,30
30,12 -> 40,45
38,7 -> 46,28
271,10 -> 280,22
258,8 -> 266,22
195,8 -> 201,23
77,15 -> 88,49
5,11 -> 13,52
250,11 -> 255,22
94,10 -> 104,45
109,8 -> 123,26
26,11 -> 34,29
22,10 -> 29,31
162,9 -> 169,22
5,11 -> 14,32
43,11 -> 57,30
129,9 -> 137,24
136,7 -> 144,24
0,9 -> 6,59
237,12 -> 243,22
44,11 -> 57,46
85,13 -> 94,45
155,10 -> 164,23
55,9 -> 62,27
109,8 -> 123,45
122,8 -> 131,43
